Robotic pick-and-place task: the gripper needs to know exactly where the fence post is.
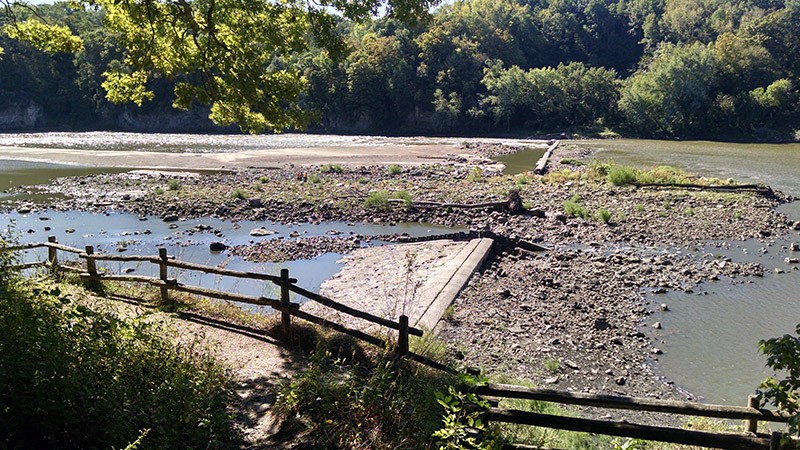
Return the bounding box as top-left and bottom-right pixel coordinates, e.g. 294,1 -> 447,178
84,245 -> 97,276
397,315 -> 409,357
745,395 -> 759,434
770,431 -> 782,450
280,268 -> 291,334
159,247 -> 169,304
47,235 -> 58,276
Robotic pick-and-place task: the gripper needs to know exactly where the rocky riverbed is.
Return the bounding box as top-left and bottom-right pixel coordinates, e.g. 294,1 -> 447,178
2,143 -> 797,422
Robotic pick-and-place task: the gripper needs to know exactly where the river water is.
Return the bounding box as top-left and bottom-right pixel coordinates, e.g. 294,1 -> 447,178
2,133 -> 800,406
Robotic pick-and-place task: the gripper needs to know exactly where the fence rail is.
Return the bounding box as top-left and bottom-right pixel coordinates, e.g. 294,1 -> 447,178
7,237 -> 424,357
475,383 -> 798,450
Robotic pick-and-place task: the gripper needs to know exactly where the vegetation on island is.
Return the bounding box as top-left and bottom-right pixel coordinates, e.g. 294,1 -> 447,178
1,0 -> 799,139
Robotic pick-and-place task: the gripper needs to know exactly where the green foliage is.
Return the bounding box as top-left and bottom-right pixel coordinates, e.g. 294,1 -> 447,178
167,179 -> 181,191
466,167 -> 484,183
433,385 -> 498,450
365,190 -> 390,208
308,174 -> 322,183
0,278 -> 237,449
684,207 -> 695,216
387,164 -> 403,175
563,201 -> 589,219
560,158 -> 585,166
606,165 -> 638,186
231,188 -> 246,200
357,177 -> 370,184
320,163 -> 343,173
4,19 -> 83,55
154,187 -> 164,195
760,324 -> 800,435
596,208 -> 612,223
634,204 -> 645,212
390,189 -> 413,206
544,358 -> 560,372
275,346 -> 454,449
514,174 -> 531,187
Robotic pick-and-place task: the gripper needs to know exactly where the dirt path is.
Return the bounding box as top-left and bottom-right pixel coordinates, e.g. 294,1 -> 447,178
81,293 -> 302,448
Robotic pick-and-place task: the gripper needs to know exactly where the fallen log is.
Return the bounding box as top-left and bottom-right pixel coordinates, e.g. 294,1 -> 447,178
534,140 -> 560,175
632,183 -> 773,195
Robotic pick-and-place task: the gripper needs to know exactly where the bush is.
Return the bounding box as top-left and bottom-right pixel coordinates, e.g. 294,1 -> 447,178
685,207 -> 695,216
357,177 -> 369,184
559,158 -> 585,166
563,201 -> 589,219
231,188 -> 246,199
308,174 -> 322,183
606,165 -> 638,186
365,190 -> 390,208
759,324 -> 800,435
466,166 -> 484,183
154,187 -> 164,195
167,179 -> 181,191
387,164 -> 402,175
596,208 -> 612,223
0,278 -> 237,449
634,204 -> 645,212
320,163 -> 343,173
390,189 -> 413,206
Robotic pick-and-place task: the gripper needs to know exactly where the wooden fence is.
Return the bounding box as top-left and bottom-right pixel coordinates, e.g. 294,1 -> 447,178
7,236 -> 453,370
473,382 -> 798,450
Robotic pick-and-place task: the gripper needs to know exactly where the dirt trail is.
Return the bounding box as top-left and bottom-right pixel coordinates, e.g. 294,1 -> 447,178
82,293 -> 302,448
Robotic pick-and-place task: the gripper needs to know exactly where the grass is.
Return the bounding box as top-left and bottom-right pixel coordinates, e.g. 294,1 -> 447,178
544,358 -> 561,372
442,305 -> 456,321
154,187 -> 165,195
635,203 -> 645,212
167,179 -> 181,191
308,174 -> 322,184
515,174 -> 532,186
542,168 -> 582,184
560,158 -> 585,166
606,164 -> 638,186
390,189 -> 413,206
596,208 -> 612,223
563,194 -> 590,219
0,274 -> 238,449
231,188 -> 246,199
466,166 -> 484,182
387,164 -> 402,175
253,181 -> 263,191
320,163 -> 343,173
357,177 -> 369,184
685,207 -> 695,216
365,190 -> 390,208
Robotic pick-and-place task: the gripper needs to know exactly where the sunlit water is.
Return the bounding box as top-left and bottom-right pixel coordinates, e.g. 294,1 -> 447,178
1,210 -> 460,312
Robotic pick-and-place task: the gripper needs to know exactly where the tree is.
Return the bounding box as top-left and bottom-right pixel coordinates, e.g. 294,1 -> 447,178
1,0 -> 438,133
759,324 -> 800,436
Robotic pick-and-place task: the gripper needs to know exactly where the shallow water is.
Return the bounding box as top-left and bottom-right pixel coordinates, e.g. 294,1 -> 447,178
1,210 -> 461,311
0,159 -> 124,200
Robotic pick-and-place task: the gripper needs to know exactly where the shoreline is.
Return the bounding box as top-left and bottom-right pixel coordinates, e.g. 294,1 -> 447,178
0,141 -> 794,423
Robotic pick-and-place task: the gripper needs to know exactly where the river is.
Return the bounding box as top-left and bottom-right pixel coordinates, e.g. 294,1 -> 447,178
2,133 -> 800,406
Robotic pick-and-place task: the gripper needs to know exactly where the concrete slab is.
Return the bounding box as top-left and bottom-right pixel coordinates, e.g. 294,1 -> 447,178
303,238 -> 493,336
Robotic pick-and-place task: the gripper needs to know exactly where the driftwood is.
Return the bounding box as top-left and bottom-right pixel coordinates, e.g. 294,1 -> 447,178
390,191 -> 525,213
534,140 -> 560,175
633,182 -> 773,195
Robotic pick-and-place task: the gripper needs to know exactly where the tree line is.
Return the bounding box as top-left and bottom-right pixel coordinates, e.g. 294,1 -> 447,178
1,0 -> 799,139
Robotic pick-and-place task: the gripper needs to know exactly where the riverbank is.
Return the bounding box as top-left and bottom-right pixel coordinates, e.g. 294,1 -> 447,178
1,142 -> 795,421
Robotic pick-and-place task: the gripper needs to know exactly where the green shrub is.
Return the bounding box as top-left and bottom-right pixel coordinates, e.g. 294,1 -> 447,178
544,358 -> 561,372
559,158 -> 585,166
275,345 -> 453,449
387,164 -> 402,175
390,189 -> 413,206
662,200 -> 671,210
308,174 -> 322,183
596,208 -> 612,223
466,166 -> 484,183
154,187 -> 164,195
365,190 -> 390,208
734,211 -> 743,219
606,165 -> 638,186
259,175 -> 269,183
253,181 -> 263,191
685,207 -> 695,216
357,177 -> 369,184
0,279 -> 237,449
515,174 -> 532,186
634,204 -> 645,212
232,188 -> 246,199
563,201 -> 589,219
167,179 -> 181,191
320,163 -> 343,173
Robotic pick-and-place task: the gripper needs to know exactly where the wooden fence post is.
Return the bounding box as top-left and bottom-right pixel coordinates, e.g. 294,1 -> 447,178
746,395 -> 759,434
397,315 -> 409,356
770,431 -> 782,450
47,236 -> 58,276
159,247 -> 169,304
280,268 -> 291,334
85,245 -> 97,276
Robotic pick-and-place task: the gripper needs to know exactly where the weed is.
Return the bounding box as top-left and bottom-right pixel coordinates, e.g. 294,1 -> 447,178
596,208 -> 612,223
253,181 -> 263,191
167,179 -> 181,191
154,187 -> 164,195
232,188 -> 246,199
357,177 -> 369,184
515,174 -> 532,186
542,168 -> 582,184
735,211 -> 743,219
560,158 -> 585,166
685,207 -> 695,216
662,200 -> 671,210
466,166 -> 484,182
259,175 -> 269,183
390,189 -> 413,206
442,304 -> 456,321
607,164 -> 638,186
544,358 -> 561,372
387,164 -> 402,175
571,193 -> 583,203
308,174 -> 322,183
634,203 -> 645,212
320,163 -> 343,173
364,190 -> 390,208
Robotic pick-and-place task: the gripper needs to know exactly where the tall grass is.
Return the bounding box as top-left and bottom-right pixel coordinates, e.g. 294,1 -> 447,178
0,260 -> 238,449
365,190 -> 390,208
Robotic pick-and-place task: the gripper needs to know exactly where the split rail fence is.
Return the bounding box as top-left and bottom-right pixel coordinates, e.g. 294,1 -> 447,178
7,237 -> 800,449
474,383 -> 798,450
7,236 -> 451,370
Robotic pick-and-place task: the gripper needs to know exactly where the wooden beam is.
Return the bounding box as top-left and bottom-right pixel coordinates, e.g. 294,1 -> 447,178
486,407 -> 770,450
475,384 -> 792,423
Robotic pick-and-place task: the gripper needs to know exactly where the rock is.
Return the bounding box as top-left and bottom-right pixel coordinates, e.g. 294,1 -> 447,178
210,242 -> 228,252
792,242 -> 800,251
528,208 -> 546,218
563,360 -> 580,370
653,287 -> 667,294
651,348 -> 663,355
65,229 -> 75,233
249,227 -> 277,237
162,214 -> 179,222
660,303 -> 669,311
289,231 -> 301,238
652,322 -> 662,329
775,268 -> 785,274
124,267 -> 135,273
44,227 -> 51,231
16,207 -> 31,214
793,221 -> 800,230
593,318 -> 611,330
545,376 -> 559,384
785,257 -> 799,264
248,198 -> 263,208
139,216 -> 148,221
615,377 -> 626,386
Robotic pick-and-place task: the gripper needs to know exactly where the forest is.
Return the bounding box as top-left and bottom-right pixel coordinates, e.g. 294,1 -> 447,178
0,0 -> 799,139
